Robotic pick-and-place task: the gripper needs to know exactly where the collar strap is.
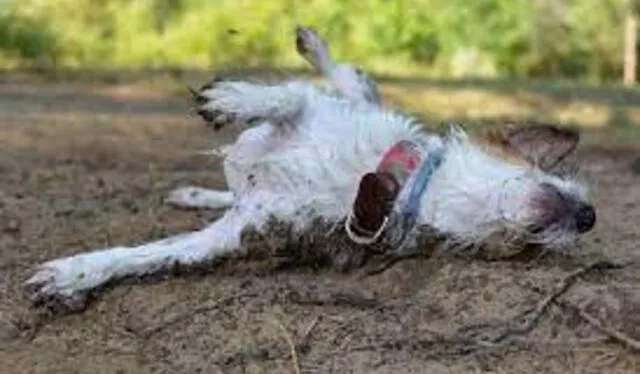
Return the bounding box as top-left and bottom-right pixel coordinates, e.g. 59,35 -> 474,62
344,140 -> 444,246
402,147 -> 444,220
388,146 -> 444,249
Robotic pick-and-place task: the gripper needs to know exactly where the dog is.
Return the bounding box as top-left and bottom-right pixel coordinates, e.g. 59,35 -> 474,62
165,26 -> 382,210
25,27 -> 596,311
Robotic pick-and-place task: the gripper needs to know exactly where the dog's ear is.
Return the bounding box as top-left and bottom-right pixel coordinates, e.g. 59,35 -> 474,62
485,124 -> 580,170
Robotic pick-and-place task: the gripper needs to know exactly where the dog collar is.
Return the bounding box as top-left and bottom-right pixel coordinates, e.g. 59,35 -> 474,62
401,145 -> 444,221
388,145 -> 444,248
345,140 -> 444,245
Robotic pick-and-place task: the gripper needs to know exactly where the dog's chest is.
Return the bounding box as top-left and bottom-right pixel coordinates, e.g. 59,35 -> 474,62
226,126 -> 385,195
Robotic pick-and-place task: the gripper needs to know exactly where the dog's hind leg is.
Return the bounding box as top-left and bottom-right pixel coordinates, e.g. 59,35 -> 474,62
25,213 -> 245,309
295,25 -> 381,106
193,80 -> 307,130
165,186 -> 234,210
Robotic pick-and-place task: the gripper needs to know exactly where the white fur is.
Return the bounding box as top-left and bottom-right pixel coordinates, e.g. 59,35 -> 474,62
165,186 -> 234,209
166,26 -> 382,212
25,78 -> 587,306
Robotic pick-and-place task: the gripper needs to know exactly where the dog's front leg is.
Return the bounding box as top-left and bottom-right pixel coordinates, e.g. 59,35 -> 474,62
25,215 -> 244,310
193,80 -> 307,130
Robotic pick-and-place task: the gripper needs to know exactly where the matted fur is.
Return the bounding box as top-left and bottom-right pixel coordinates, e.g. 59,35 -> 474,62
24,72 -> 594,311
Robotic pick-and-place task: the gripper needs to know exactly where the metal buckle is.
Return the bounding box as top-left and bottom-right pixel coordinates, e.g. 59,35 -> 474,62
344,210 -> 389,245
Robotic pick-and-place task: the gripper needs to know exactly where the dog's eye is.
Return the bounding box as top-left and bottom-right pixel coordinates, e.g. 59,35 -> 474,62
355,67 -> 363,76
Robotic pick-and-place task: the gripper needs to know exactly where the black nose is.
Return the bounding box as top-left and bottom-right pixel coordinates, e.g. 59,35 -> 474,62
575,204 -> 596,233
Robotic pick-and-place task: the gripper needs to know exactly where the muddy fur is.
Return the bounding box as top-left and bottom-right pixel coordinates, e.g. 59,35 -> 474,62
193,216 -> 536,276
7,77 -> 640,374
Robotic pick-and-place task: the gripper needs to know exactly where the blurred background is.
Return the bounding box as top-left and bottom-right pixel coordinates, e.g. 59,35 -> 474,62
1,0 -> 637,79
0,0 -> 639,132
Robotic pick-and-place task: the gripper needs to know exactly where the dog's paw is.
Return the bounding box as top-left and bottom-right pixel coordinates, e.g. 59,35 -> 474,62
190,78 -> 304,131
24,250 -> 124,311
190,79 -> 265,130
25,260 -> 89,311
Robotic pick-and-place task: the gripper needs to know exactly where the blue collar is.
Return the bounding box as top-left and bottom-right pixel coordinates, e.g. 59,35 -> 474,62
389,146 -> 445,249
404,148 -> 444,219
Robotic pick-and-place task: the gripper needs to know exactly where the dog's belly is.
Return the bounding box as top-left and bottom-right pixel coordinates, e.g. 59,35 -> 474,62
220,105 -> 431,225
224,121 -> 383,198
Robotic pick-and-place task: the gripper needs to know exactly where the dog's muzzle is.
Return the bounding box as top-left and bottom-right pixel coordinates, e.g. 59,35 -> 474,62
533,182 -> 597,234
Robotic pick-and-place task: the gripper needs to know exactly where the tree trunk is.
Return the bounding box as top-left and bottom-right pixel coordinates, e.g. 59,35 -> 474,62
624,2 -> 638,86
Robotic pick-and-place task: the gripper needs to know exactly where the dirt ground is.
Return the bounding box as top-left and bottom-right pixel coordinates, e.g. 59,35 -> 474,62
0,73 -> 639,373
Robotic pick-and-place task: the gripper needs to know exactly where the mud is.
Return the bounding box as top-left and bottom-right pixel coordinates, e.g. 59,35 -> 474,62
1,74 -> 639,373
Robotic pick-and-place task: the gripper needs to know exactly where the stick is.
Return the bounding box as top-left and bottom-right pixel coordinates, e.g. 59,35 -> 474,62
271,318 -> 301,374
299,316 -> 320,348
510,261 -> 617,335
324,261 -> 627,361
557,298 -> 640,351
450,260 -> 625,345
519,260 -> 638,351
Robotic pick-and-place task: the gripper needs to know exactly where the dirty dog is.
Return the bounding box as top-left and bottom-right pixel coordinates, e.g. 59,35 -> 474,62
25,28 -> 596,310
165,26 -> 383,210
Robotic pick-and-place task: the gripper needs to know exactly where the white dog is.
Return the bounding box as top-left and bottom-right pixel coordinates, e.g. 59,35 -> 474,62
165,26 -> 382,210
25,28 -> 596,310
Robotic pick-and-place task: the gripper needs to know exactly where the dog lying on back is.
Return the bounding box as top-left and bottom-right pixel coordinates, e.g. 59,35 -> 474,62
25,27 -> 596,310
165,26 -> 383,210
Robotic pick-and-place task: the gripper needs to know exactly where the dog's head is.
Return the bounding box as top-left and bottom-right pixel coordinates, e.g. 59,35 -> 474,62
424,124 -> 594,252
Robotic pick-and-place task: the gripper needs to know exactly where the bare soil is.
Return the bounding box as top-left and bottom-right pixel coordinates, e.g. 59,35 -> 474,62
0,74 -> 639,373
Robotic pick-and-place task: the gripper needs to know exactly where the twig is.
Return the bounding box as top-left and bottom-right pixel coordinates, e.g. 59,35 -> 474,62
450,260 -> 627,349
271,318 -> 301,374
324,261 -> 627,362
558,299 -> 640,351
519,260 -> 639,351
299,316 -> 320,348
502,260 -> 625,338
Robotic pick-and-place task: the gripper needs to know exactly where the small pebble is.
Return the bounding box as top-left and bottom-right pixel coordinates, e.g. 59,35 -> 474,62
4,219 -> 20,233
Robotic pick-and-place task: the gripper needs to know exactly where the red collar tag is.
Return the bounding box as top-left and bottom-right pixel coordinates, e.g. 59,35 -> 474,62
376,140 -> 424,187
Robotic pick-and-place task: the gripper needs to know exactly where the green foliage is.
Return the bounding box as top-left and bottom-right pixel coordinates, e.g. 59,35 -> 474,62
0,0 -> 634,81
0,7 -> 57,66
